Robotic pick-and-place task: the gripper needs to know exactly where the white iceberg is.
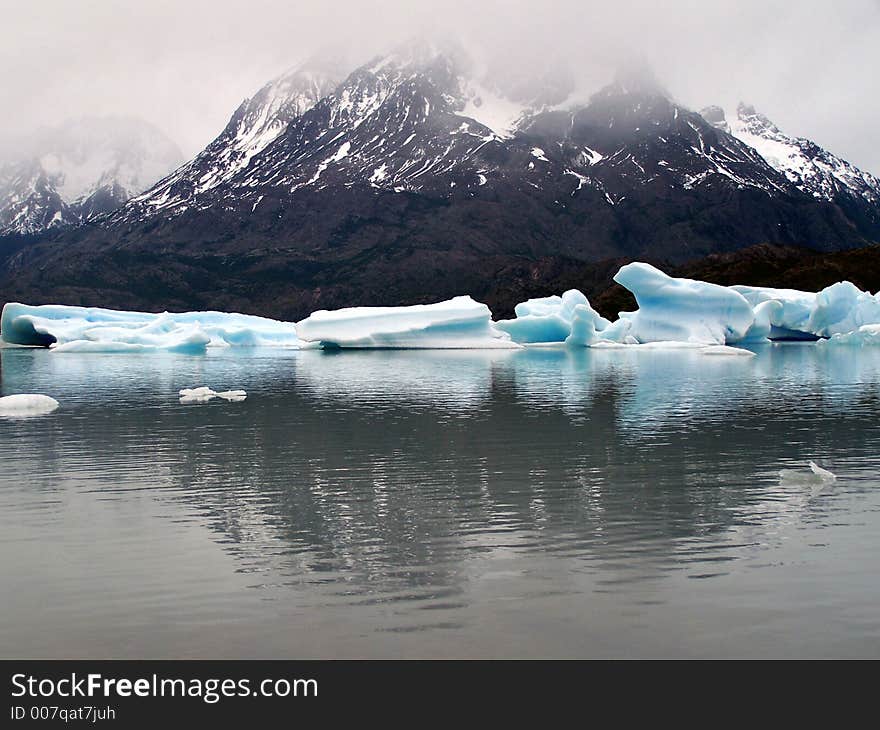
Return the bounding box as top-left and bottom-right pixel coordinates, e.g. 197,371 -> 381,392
613,263 -> 755,345
807,281 -> 880,337
820,323 -> 880,347
730,285 -> 817,340
495,289 -> 632,346
738,300 -> 782,343
808,460 -> 836,482
0,393 -> 59,416
295,296 -> 517,349
178,386 -> 247,403
10,264 -> 880,355
732,281 -> 880,340
0,303 -> 299,352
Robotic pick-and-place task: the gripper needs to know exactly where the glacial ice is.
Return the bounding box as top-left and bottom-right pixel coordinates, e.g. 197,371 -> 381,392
614,263 -> 755,345
729,285 -> 818,340
0,394 -> 60,416
808,460 -> 836,482
819,323 -> 880,347
0,303 -> 299,352
178,386 -> 247,403
808,281 -> 880,337
733,281 -> 880,340
495,289 -> 628,346
295,296 -> 517,349
6,263 -> 880,355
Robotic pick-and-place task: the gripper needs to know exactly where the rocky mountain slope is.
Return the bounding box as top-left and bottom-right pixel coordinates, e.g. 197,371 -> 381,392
0,116 -> 182,235
2,43 -> 878,317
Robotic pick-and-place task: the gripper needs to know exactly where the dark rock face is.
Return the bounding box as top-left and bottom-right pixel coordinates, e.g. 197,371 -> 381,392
2,45 -> 880,318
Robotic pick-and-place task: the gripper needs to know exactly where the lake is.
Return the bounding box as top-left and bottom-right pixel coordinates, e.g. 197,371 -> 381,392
1,343 -> 879,658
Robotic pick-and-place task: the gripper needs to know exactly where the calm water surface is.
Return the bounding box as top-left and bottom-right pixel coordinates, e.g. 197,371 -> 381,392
1,344 -> 879,658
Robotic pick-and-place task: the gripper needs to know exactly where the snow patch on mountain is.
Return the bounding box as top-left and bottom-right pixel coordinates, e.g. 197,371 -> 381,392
0,116 -> 182,235
705,103 -> 880,205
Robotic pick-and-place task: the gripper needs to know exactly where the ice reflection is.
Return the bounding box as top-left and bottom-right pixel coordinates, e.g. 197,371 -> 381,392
3,344 -> 880,654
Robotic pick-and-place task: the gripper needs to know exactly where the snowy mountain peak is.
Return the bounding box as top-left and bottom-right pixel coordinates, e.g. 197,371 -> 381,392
603,63 -> 669,100
712,102 -> 880,207
699,105 -> 729,133
0,116 -> 182,235
369,35 -> 472,76
734,102 -> 782,137
119,60 -> 343,219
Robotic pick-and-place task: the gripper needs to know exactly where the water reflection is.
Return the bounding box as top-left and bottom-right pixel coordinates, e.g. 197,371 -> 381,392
2,345 -> 880,656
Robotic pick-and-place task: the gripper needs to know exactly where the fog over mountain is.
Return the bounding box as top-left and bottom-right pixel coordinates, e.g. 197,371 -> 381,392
1,0 -> 879,171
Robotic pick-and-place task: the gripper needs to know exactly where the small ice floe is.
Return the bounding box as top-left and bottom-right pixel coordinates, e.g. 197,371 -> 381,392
808,460 -> 836,482
178,386 -> 247,404
0,393 -> 60,417
701,345 -> 756,357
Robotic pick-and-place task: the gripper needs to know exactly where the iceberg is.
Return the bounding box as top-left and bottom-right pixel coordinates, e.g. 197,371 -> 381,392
295,296 -> 517,349
807,281 -> 880,337
0,394 -> 59,416
730,285 -> 817,340
738,300 -> 782,343
820,323 -> 880,347
8,264 -> 880,355
613,263 -> 755,345
179,386 -> 247,403
494,289 -> 632,346
808,460 -> 836,482
0,303 -> 299,352
732,281 -> 880,340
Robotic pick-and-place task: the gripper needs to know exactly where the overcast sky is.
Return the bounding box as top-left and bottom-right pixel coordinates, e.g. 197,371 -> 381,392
2,0 -> 879,171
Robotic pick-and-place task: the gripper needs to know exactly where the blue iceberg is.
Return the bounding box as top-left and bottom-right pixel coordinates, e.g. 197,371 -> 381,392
613,263 -> 755,345
0,303 -> 299,353
495,289 -> 630,346
295,296 -> 517,349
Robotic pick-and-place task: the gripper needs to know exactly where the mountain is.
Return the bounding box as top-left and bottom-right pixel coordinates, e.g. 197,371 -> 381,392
119,59 -> 344,223
0,116 -> 183,235
2,44 -> 879,318
703,103 -> 880,236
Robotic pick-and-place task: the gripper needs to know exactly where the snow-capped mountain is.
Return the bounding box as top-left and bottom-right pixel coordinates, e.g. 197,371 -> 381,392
122,60 -> 343,221
115,40 -> 571,224
703,103 -> 880,208
3,42 -> 880,320
0,117 -> 182,235
116,49 -> 797,229
0,159 -> 69,234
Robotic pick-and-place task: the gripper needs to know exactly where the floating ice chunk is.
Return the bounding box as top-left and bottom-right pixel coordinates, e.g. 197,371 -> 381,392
732,281 -> 880,339
0,394 -> 59,416
51,326 -> 211,354
808,460 -> 836,482
738,300 -> 782,343
820,323 -> 880,347
566,304 -> 602,346
494,311 -> 572,343
179,386 -> 246,404
808,281 -> 880,337
296,296 -> 517,349
730,285 -> 818,340
701,345 -> 756,357
614,263 -> 754,345
179,387 -> 216,398
1,303 -> 299,351
495,289 -> 622,346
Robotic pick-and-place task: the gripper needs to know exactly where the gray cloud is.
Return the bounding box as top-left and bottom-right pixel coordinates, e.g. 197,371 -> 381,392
2,0 -> 879,171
